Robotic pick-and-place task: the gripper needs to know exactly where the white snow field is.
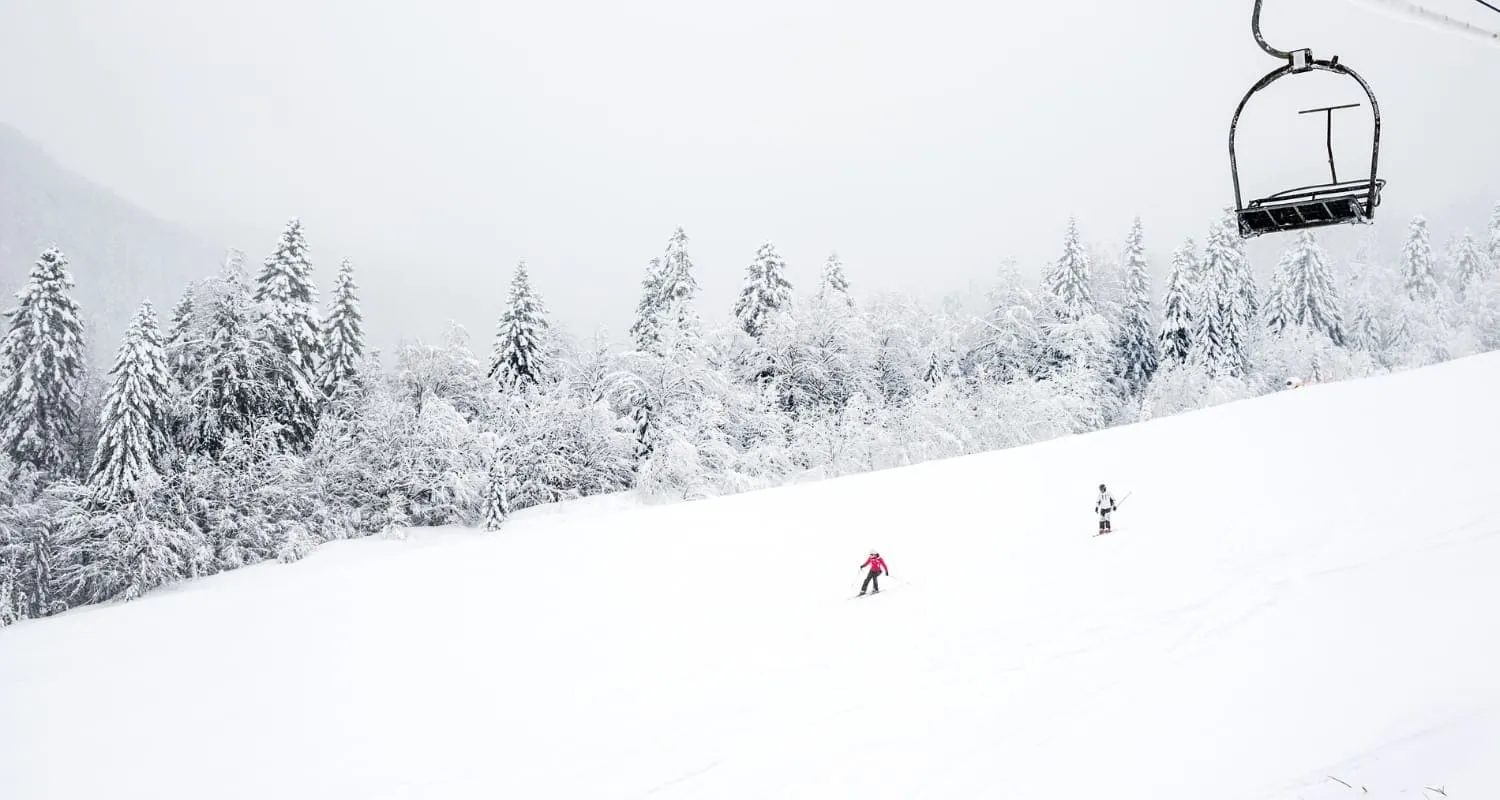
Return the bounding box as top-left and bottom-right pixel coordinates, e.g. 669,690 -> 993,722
5,354 -> 1500,800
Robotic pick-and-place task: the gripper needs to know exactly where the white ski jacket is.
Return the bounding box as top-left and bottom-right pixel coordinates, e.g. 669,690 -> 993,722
1095,491 -> 1115,513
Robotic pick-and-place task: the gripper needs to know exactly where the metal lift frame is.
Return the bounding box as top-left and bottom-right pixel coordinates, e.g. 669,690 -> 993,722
1229,0 -> 1386,238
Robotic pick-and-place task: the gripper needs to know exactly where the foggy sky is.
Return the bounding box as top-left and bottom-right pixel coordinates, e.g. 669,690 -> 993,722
1,0 -> 1497,355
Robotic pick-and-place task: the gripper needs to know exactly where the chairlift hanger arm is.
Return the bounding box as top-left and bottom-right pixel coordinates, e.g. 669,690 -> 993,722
1253,0 -> 1330,70
1252,0 -> 1296,60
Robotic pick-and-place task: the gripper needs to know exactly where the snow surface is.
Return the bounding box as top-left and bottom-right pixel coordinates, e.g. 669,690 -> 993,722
5,354 -> 1500,799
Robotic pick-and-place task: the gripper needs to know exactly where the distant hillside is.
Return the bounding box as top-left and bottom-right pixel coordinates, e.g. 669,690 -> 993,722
0,123 -> 223,360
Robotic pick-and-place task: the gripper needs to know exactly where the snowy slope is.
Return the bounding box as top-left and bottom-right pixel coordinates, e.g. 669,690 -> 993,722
4,354 -> 1500,800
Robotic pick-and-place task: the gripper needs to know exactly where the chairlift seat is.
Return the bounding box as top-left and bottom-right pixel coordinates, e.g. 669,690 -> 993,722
1236,179 -> 1385,238
1227,9 -> 1385,241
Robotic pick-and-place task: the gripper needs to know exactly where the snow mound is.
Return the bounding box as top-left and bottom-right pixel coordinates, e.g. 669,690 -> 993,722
3,353 -> 1499,799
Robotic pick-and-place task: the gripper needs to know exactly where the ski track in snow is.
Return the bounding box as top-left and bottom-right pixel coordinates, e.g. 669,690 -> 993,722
3,353 -> 1500,798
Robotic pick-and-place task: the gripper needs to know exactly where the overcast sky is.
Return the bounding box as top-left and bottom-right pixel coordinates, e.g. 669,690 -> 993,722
1,0 -> 1497,353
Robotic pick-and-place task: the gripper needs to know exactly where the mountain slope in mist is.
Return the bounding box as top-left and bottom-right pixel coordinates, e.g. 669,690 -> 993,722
0,122 -> 222,357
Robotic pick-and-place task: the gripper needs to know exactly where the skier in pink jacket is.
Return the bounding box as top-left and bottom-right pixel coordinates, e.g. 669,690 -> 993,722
858,551 -> 889,595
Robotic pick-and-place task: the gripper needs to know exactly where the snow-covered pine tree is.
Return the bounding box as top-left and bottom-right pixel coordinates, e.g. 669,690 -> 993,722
319,257 -> 364,398
658,226 -> 701,339
253,218 -> 322,449
1115,218 -> 1159,391
1264,231 -> 1346,345
223,246 -> 247,276
1043,217 -> 1094,321
1489,203 -> 1500,266
1190,212 -> 1253,376
488,259 -> 551,391
820,253 -> 853,306
0,248 -> 87,474
88,301 -> 171,503
1229,218 -> 1258,327
482,457 -> 511,531
1263,252 -> 1294,335
164,288 -> 200,388
186,272 -> 276,456
629,229 -> 702,355
923,352 -> 942,384
629,258 -> 667,354
1402,216 -> 1439,300
733,241 -> 794,338
1452,230 -> 1490,295
1159,238 -> 1196,364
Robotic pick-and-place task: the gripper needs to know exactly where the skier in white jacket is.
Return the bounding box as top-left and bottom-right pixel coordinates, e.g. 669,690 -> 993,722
1095,484 -> 1116,535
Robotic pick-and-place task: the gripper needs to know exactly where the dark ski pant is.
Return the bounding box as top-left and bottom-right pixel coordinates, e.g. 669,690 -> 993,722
1098,508 -> 1113,532
861,569 -> 882,593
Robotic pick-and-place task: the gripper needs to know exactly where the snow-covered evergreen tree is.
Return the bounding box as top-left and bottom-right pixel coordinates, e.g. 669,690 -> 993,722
1115,218 -> 1159,391
1190,213 -> 1253,376
658,227 -> 700,339
319,257 -> 364,397
0,248 -> 87,474
629,258 -> 667,354
254,223 -> 315,309
88,302 -> 171,503
734,242 -> 794,338
1263,259 -> 1293,334
184,272 -> 276,456
488,259 -> 551,391
1043,217 -> 1094,321
223,246 -> 247,276
1230,221 -> 1258,327
629,229 -> 701,355
164,288 -> 201,390
820,253 -> 853,306
166,250 -> 245,393
0,493 -> 64,623
1159,238 -> 1196,365
1452,230 -> 1490,296
1402,216 -> 1439,300
1264,231 -> 1346,345
482,458 -> 510,531
254,218 -> 322,450
1489,203 -> 1500,266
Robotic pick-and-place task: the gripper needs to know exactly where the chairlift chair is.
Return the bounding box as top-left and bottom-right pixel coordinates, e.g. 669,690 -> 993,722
1229,0 -> 1387,239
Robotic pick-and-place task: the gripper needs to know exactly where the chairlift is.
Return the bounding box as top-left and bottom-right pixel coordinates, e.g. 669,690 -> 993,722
1229,0 -> 1386,239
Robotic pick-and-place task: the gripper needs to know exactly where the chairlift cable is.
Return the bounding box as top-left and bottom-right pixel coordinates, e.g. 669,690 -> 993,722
1470,0 -> 1500,17
1345,0 -> 1500,46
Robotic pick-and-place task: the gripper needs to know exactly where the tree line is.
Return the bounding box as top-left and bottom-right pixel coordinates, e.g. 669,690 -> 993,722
2,204 -> 1498,624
